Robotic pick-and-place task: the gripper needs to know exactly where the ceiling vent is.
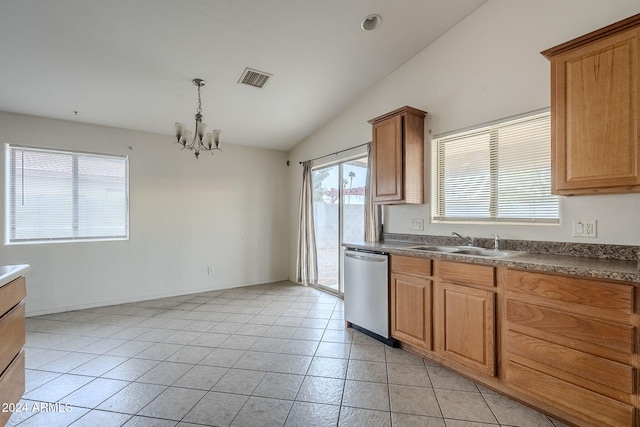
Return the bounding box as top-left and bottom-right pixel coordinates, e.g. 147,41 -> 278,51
238,68 -> 272,88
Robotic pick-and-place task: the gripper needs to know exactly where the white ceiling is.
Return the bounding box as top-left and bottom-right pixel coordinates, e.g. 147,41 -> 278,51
0,0 -> 487,151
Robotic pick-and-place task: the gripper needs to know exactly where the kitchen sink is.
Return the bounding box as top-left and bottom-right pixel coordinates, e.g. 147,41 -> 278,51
454,248 -> 512,258
407,245 -> 518,258
407,245 -> 461,253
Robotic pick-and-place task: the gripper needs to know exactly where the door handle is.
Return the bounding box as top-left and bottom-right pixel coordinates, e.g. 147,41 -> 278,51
345,252 -> 386,262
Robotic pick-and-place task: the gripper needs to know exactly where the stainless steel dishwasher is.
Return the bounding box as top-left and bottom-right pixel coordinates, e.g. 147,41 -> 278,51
343,249 -> 395,346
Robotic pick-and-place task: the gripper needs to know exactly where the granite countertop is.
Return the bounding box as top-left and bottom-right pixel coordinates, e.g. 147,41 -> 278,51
343,240 -> 639,283
0,264 -> 30,287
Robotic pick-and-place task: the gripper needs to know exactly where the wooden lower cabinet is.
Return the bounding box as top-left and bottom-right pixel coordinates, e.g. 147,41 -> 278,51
503,268 -> 637,427
0,350 -> 25,424
391,257 -> 497,376
391,272 -> 432,350
440,282 -> 495,376
436,261 -> 497,377
0,275 -> 27,427
390,254 -> 640,426
390,256 -> 432,351
0,303 -> 25,379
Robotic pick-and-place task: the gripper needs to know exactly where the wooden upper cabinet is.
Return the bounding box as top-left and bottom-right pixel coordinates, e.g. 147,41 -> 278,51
542,14 -> 640,195
369,106 -> 426,204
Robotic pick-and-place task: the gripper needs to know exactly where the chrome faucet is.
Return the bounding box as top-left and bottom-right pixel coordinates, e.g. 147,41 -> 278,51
492,234 -> 500,251
452,232 -> 474,247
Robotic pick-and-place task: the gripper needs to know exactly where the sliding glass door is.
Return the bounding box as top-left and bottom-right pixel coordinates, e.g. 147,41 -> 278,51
312,156 -> 368,294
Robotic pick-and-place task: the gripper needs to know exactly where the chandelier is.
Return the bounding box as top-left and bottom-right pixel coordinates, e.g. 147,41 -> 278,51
174,78 -> 222,159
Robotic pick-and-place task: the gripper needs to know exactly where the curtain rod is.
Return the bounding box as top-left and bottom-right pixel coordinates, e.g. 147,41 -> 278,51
299,142 -> 369,165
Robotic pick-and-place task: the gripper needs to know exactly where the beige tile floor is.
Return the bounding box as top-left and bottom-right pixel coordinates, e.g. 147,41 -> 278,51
8,281 -> 570,427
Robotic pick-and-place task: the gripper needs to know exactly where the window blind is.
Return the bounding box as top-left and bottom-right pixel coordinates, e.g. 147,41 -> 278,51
432,111 -> 558,223
8,145 -> 129,243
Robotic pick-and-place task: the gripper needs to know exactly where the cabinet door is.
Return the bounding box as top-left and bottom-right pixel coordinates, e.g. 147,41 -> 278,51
372,115 -> 403,202
391,272 -> 432,350
441,282 -> 495,376
551,27 -> 640,194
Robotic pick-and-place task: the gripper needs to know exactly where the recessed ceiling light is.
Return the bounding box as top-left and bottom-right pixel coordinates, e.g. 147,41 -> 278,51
361,14 -> 382,31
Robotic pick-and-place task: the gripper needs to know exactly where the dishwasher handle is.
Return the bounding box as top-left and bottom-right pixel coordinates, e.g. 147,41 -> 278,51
345,251 -> 387,263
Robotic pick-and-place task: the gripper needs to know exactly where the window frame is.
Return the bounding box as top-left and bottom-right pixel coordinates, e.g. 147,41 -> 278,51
6,144 -> 130,245
431,110 -> 559,225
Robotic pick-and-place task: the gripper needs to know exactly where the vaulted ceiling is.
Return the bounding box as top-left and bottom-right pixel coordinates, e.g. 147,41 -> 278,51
0,0 -> 487,150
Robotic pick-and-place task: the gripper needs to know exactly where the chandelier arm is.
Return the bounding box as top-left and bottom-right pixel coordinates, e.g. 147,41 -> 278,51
193,116 -> 199,148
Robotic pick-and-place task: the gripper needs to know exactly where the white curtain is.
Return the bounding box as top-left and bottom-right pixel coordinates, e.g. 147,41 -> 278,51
296,161 -> 318,285
364,142 -> 382,241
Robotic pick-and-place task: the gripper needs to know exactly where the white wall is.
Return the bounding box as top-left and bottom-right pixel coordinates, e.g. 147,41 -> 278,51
0,112 -> 289,315
288,0 -> 640,279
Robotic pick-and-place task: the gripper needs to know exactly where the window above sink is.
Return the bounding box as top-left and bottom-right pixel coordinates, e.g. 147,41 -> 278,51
431,110 -> 559,225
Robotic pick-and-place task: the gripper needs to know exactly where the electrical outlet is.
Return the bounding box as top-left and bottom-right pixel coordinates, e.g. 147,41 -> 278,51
410,218 -> 424,231
207,266 -> 215,275
573,219 -> 597,238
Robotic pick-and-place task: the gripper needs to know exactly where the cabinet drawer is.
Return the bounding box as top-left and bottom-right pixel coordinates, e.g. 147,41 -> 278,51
439,261 -> 495,288
506,269 -> 633,314
391,255 -> 431,276
0,276 -> 26,317
507,299 -> 634,356
505,330 -> 633,396
0,350 -> 25,427
0,302 -> 25,376
506,359 -> 633,427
